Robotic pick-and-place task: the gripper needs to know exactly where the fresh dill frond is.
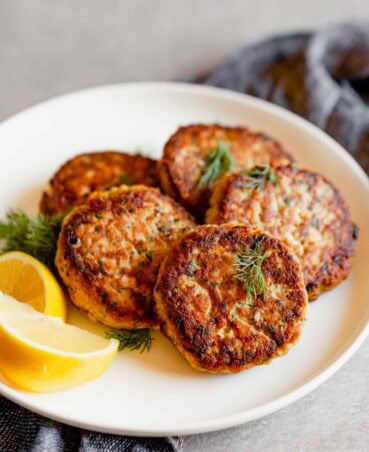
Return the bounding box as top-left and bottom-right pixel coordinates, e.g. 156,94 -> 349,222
240,165 -> 277,191
145,250 -> 153,262
117,174 -> 133,186
0,210 -> 63,269
199,141 -> 235,187
234,239 -> 267,301
106,329 -> 153,353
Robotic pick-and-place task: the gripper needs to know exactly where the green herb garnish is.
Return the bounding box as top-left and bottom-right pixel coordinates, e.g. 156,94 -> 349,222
106,329 -> 153,353
98,260 -> 107,275
145,250 -> 153,262
185,260 -> 199,276
241,165 -> 277,191
199,141 -> 235,187
234,239 -> 267,301
0,210 -> 63,269
117,174 -> 133,186
158,224 -> 171,234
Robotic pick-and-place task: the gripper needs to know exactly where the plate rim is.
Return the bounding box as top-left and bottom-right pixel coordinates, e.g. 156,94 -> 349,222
0,81 -> 369,437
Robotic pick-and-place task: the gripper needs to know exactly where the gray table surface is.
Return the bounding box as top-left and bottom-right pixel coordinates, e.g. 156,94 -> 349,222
1,2 -> 369,451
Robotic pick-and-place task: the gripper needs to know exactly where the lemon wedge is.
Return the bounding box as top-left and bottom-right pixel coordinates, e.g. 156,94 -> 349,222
0,251 -> 67,320
0,293 -> 118,392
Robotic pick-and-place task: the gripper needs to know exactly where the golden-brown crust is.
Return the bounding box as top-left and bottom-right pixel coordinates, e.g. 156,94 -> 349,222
55,185 -> 196,329
206,166 -> 358,300
154,224 -> 308,373
40,151 -> 159,216
158,124 -> 294,219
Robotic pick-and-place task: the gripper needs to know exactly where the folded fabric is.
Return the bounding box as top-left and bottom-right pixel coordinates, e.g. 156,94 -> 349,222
206,22 -> 369,174
1,21 -> 368,452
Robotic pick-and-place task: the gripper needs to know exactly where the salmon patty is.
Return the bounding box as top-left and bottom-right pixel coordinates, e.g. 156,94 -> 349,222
154,224 -> 307,373
206,165 -> 358,300
40,151 -> 159,216
158,124 -> 293,218
56,185 -> 196,329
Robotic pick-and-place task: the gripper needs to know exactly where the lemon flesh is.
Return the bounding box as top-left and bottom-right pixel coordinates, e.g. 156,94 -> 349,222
0,293 -> 118,392
0,251 -> 67,320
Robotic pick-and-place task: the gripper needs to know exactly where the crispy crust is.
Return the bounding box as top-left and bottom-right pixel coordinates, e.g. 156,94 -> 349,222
55,185 -> 196,329
206,166 -> 358,300
40,151 -> 159,216
158,124 -> 294,219
154,224 -> 308,373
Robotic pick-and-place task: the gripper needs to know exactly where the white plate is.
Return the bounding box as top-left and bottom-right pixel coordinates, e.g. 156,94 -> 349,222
0,82 -> 368,437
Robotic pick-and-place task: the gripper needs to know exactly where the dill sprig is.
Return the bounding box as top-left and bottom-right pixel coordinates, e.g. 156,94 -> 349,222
117,174 -> 133,186
106,329 -> 153,353
199,141 -> 235,187
234,240 -> 267,300
241,165 -> 277,191
0,210 -> 63,269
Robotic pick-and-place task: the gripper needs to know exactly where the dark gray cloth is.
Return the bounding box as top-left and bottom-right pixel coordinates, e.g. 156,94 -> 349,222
2,21 -> 369,452
206,22 -> 369,174
0,397 -> 182,451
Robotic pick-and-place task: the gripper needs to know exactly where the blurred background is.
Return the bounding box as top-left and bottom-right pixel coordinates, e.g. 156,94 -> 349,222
1,0 -> 369,121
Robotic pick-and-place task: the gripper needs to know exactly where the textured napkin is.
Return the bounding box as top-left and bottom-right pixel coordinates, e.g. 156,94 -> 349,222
1,21 -> 369,452
0,397 -> 182,451
206,22 -> 369,174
